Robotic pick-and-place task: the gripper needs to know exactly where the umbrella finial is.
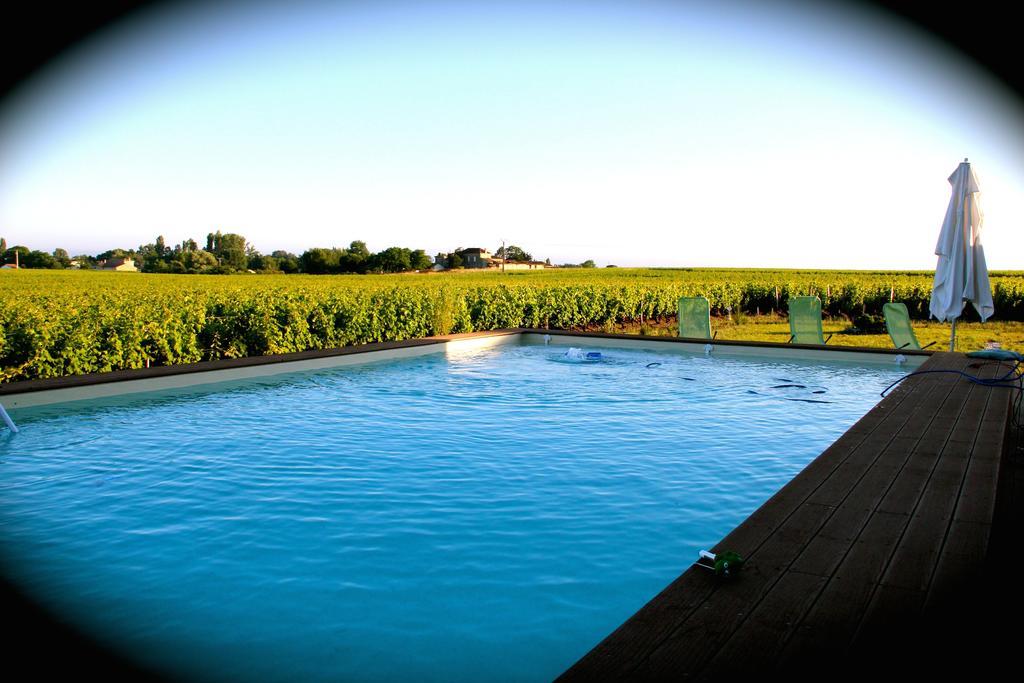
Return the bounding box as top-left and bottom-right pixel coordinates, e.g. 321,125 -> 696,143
964,157 -> 969,162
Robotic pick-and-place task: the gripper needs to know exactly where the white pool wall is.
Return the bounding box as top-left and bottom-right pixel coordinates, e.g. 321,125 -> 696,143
1,333 -> 520,410
523,332 -> 929,368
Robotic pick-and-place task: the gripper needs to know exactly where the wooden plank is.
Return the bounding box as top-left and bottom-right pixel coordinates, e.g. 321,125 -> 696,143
806,379 -> 960,511
830,510 -> 910,585
877,379 -> 981,562
792,435 -> 925,577
792,378 -> 965,579
879,441 -> 973,592
632,502 -> 835,678
790,504 -> 870,577
851,583 -> 927,658
875,449 -> 940,516
972,426 -> 1007,459
953,455 -> 1001,524
696,571 -> 828,677
924,520 -> 990,613
554,569 -> 718,682
805,460 -> 875,507
878,516 -> 952,593
777,510 -> 908,663
776,576 -> 875,667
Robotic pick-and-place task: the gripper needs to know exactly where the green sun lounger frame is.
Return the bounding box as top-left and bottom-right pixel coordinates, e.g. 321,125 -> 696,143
788,296 -> 832,345
883,302 -> 936,350
678,296 -> 716,340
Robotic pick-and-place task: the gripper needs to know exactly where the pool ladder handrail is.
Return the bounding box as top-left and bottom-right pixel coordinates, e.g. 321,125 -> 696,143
0,402 -> 18,433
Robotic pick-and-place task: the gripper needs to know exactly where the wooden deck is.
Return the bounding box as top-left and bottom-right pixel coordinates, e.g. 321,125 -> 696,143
558,351 -> 1022,679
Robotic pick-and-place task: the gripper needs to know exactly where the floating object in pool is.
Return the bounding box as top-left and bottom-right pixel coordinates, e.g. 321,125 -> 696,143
696,549 -> 745,577
563,348 -> 602,362
750,384 -> 831,403
646,362 -> 661,368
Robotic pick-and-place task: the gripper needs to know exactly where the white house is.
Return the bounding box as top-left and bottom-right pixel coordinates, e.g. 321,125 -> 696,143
99,257 -> 138,272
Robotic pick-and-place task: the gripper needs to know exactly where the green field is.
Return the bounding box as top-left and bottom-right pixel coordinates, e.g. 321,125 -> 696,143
3,268 -> 1023,382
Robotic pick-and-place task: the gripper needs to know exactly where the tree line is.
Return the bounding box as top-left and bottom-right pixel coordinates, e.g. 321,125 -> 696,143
2,233 -> 442,274
0,233 -> 598,274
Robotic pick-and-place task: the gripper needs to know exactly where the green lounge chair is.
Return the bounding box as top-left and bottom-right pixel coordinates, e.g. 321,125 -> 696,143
788,296 -> 832,345
883,302 -> 936,350
678,296 -> 715,339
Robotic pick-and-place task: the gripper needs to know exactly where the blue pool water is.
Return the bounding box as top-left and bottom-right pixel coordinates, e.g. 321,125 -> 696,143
0,342 -> 908,682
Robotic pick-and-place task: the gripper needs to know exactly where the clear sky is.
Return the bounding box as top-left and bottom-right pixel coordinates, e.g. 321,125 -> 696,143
0,0 -> 1021,269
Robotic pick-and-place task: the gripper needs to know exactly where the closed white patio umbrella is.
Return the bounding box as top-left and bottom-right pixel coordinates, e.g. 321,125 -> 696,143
930,159 -> 994,351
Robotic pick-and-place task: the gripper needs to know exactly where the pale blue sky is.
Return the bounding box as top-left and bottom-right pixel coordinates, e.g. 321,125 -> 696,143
1,0 -> 1021,268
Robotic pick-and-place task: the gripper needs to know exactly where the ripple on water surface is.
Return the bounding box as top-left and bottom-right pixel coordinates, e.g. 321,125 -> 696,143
0,343 -> 908,682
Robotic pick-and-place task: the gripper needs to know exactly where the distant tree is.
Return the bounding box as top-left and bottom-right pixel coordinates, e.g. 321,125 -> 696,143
137,240 -> 166,272
96,248 -> 129,261
4,245 -> 30,266
348,240 -> 370,260
251,255 -> 281,272
338,240 -> 371,273
495,245 -> 532,262
368,246 -> 412,273
52,248 -> 71,267
271,250 -> 300,274
448,251 -> 463,268
182,249 -> 217,272
141,234 -> 188,272
24,250 -> 59,269
410,249 -> 432,270
299,247 -> 342,274
211,232 -> 248,270
0,237 -> 6,253
72,254 -> 97,269
580,259 -> 596,268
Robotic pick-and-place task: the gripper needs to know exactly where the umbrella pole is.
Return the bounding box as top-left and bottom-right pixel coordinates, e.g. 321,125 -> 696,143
949,317 -> 957,352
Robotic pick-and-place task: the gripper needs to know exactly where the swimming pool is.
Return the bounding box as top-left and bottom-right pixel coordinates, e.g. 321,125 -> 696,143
0,334 -> 919,682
